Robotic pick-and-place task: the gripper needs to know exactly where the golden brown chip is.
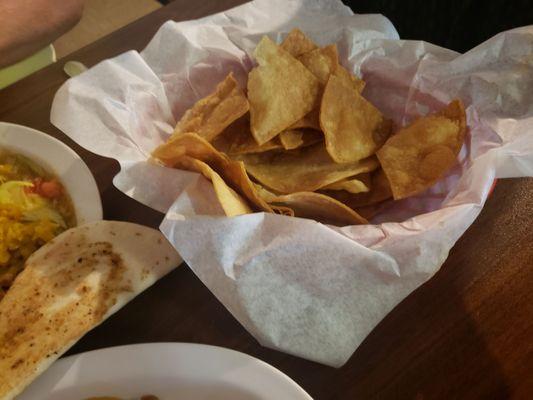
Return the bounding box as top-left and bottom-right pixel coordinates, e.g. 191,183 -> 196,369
210,117 -> 242,153
297,44 -> 339,85
172,72 -> 249,142
279,129 -> 322,150
289,108 -> 321,131
271,205 -> 295,216
353,203 -> 383,220
173,156 -> 252,216
320,73 -> 390,163
152,133 -> 273,213
322,173 -> 371,194
324,169 -> 392,208
248,36 -> 321,145
253,182 -> 278,202
335,64 -> 366,93
236,143 -> 379,194
376,100 -> 466,199
254,182 -> 357,223
373,118 -> 393,148
213,115 -> 283,155
280,28 -> 318,57
228,136 -> 283,155
270,191 -> 367,226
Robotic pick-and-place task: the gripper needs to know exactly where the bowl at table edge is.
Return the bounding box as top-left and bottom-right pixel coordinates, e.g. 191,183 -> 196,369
0,122 -> 103,225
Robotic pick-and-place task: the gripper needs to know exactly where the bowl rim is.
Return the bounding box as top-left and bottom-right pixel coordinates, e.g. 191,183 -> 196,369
0,121 -> 103,225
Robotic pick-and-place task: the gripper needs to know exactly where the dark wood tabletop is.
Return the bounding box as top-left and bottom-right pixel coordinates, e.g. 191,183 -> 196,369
1,1 -> 532,399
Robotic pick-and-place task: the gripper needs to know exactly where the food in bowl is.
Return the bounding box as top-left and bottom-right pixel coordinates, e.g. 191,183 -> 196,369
0,149 -> 76,299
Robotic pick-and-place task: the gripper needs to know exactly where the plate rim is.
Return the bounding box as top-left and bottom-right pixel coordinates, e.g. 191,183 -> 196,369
28,342 -> 313,400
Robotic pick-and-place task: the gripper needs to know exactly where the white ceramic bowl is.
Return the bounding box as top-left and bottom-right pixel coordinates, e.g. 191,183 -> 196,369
18,343 -> 312,400
0,122 -> 102,224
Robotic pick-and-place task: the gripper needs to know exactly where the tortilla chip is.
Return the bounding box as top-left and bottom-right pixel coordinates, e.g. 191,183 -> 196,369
253,184 -> 296,217
236,143 -> 379,194
323,169 -> 392,208
322,173 -> 371,194
152,133 -> 273,213
279,129 -> 322,150
228,136 -> 283,155
213,115 -> 283,155
248,36 -> 321,144
270,191 -> 367,226
353,203 -> 383,220
289,108 -> 321,130
320,73 -> 390,163
376,99 -> 466,199
280,28 -> 318,57
253,182 -> 278,202
172,72 -> 249,142
0,221 -> 180,400
297,44 -> 339,85
171,156 -> 252,216
335,64 -> 366,93
290,76 -> 365,135
373,117 -> 393,148
210,114 -> 250,153
256,174 -> 369,224
271,205 -> 295,216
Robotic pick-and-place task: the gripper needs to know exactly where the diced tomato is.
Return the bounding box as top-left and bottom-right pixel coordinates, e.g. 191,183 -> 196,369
32,179 -> 63,199
24,178 -> 41,194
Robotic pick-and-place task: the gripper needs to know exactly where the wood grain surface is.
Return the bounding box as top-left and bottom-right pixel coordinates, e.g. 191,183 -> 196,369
0,1 -> 531,398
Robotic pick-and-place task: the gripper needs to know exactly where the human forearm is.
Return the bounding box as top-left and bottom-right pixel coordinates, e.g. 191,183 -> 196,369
0,0 -> 84,68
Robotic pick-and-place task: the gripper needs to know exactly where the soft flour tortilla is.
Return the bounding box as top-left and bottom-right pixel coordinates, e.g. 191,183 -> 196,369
0,221 -> 181,400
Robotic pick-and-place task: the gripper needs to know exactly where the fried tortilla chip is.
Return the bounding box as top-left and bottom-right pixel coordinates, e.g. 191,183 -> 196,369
324,169 -> 392,208
289,108 -> 321,130
320,73 -> 391,163
248,36 -> 321,144
353,203 -> 383,220
213,115 -> 283,155
0,221 -> 180,400
335,64 -> 366,93
152,133 -> 273,213
254,181 -> 366,225
279,129 -> 322,150
253,182 -> 278,202
376,100 -> 466,199
227,136 -> 283,155
172,72 -> 249,142
172,156 -> 252,216
271,205 -> 295,216
298,44 -> 339,85
211,114 -> 250,153
270,191 -> 367,226
322,173 -> 371,194
236,143 -> 379,193
280,28 -> 318,57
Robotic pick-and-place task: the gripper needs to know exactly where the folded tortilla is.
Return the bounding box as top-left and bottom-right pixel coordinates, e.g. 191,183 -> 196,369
0,221 -> 181,400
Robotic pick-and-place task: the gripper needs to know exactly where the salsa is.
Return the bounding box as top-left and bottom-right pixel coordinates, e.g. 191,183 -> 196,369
0,150 -> 76,299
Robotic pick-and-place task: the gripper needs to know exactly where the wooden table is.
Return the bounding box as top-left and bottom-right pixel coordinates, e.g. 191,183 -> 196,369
1,1 -> 532,398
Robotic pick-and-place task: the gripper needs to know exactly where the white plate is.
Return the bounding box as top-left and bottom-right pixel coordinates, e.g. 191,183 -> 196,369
18,343 -> 313,400
0,122 -> 102,224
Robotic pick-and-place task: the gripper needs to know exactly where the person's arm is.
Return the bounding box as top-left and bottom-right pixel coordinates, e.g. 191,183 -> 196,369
0,0 -> 84,68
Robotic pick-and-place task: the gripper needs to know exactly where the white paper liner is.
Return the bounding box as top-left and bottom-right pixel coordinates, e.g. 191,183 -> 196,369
51,0 -> 533,366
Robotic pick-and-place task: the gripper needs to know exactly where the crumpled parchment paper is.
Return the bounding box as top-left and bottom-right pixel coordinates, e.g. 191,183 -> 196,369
51,0 -> 533,366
